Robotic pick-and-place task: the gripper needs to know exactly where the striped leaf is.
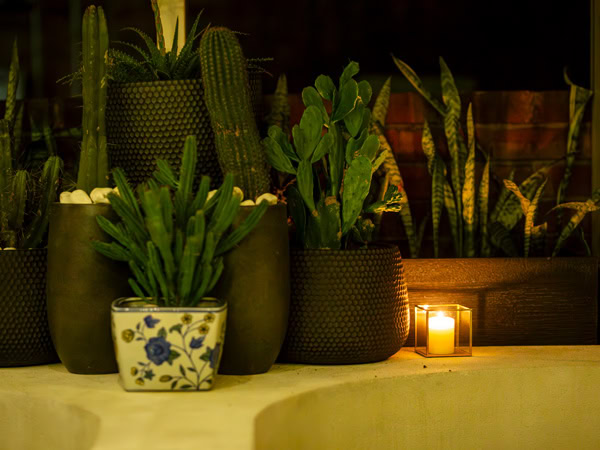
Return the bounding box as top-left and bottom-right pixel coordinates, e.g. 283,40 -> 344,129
4,40 -> 19,125
503,180 -> 530,214
392,55 -> 446,116
443,181 -> 460,256
462,103 -> 476,257
371,77 -> 391,129
531,222 -> 548,256
440,58 -> 463,249
552,208 -> 588,257
479,156 -> 491,256
421,121 -> 444,257
556,75 -> 592,211
496,164 -> 552,231
489,221 -> 518,256
523,179 -> 547,257
489,169 -> 515,224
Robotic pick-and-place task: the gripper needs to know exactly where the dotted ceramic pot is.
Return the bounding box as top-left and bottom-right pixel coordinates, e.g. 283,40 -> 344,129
278,245 -> 409,364
106,73 -> 264,190
112,297 -> 227,391
0,249 -> 58,367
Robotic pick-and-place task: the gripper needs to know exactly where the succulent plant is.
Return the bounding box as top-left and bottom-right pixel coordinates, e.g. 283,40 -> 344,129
0,42 -> 63,249
78,5 -> 109,193
107,2 -> 205,83
393,56 -> 594,257
92,136 -> 269,307
199,26 -> 271,200
263,62 -> 402,249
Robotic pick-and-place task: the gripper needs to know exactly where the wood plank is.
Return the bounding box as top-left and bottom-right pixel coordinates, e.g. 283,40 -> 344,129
402,258 -> 598,346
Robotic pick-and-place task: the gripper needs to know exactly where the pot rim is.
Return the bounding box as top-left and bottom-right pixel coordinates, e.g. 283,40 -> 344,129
290,242 -> 400,255
111,297 -> 226,313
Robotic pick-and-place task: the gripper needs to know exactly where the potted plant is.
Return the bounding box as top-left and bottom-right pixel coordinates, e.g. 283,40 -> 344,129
0,41 -> 63,366
199,26 -> 290,375
105,1 -> 264,188
46,5 -> 132,374
263,62 -> 408,364
93,135 -> 268,390
385,56 -> 599,345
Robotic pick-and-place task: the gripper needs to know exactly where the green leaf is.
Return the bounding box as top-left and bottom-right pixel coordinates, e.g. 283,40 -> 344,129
359,134 -> 379,162
287,185 -> 306,246
341,156 -> 372,234
332,79 -> 358,123
263,136 -> 296,174
297,160 -> 316,213
302,86 -> 328,124
167,349 -> 180,365
179,365 -> 186,376
357,80 -> 372,105
311,132 -> 333,163
339,61 -> 359,88
315,74 -> 336,100
462,103 -> 476,257
268,126 -> 299,162
344,103 -> 365,137
169,324 -> 183,334
392,55 -> 445,116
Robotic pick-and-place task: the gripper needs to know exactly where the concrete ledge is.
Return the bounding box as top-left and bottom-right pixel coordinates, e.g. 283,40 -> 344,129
1,346 -> 599,449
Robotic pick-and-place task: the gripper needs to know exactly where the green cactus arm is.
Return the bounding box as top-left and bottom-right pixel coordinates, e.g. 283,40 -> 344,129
23,156 -> 63,249
147,241 -> 172,306
91,241 -> 131,262
190,176 -> 211,213
0,120 -> 12,239
9,170 -> 28,232
153,159 -> 179,188
316,196 -> 342,249
214,200 -> 269,255
189,262 -> 213,306
174,136 -> 197,228
266,74 -> 291,134
128,259 -> 154,298
178,234 -> 202,304
341,155 -> 372,235
199,27 -> 270,199
297,160 -> 316,214
95,6 -> 109,188
328,123 -> 345,197
4,40 -> 19,125
206,256 -> 225,294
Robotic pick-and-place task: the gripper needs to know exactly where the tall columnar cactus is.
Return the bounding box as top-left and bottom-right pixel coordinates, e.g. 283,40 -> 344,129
199,27 -> 270,200
263,62 -> 402,249
78,5 -> 109,193
93,136 -> 269,307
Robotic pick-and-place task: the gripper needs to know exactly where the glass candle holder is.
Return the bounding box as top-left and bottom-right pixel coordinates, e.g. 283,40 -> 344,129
415,304 -> 472,357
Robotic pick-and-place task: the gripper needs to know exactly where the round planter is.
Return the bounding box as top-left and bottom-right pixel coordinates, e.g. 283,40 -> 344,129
214,204 -> 290,375
112,297 -> 227,391
278,245 -> 409,365
106,74 -> 263,189
0,249 -> 58,366
47,203 -> 132,374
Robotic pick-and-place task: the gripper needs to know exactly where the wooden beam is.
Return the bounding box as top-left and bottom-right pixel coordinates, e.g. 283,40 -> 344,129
591,0 -> 600,256
157,0 -> 186,53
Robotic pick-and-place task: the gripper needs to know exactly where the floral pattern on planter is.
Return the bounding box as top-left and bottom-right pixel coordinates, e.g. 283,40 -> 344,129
112,298 -> 226,391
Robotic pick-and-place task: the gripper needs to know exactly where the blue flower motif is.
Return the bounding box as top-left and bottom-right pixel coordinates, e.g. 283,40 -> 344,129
189,336 -> 205,349
144,315 -> 160,328
209,343 -> 221,369
144,337 -> 171,365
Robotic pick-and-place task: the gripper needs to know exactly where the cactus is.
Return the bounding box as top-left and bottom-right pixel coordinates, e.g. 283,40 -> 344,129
262,62 -> 402,249
78,5 -> 109,193
199,27 -> 271,200
0,43 -> 63,249
93,135 -> 269,307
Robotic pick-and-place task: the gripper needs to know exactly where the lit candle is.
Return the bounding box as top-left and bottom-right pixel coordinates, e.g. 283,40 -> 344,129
428,314 -> 455,355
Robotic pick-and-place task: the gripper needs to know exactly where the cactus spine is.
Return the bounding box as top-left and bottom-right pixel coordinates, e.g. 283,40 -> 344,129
78,5 -> 109,193
199,27 -> 270,200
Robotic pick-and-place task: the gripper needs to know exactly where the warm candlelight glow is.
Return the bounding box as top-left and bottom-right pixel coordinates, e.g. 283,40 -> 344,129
428,313 -> 455,355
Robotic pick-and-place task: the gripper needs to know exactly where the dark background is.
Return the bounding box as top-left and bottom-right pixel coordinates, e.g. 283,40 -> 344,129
0,0 -> 592,100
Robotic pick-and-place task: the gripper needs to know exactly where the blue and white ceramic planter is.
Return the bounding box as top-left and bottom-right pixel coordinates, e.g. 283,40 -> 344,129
111,297 -> 227,391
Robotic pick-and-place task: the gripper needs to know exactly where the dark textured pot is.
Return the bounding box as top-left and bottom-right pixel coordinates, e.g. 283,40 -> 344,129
47,203 -> 132,374
278,245 -> 409,365
106,74 -> 263,189
214,204 -> 290,375
0,249 -> 58,366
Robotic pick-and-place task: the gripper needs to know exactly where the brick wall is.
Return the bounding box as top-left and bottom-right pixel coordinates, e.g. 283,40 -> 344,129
286,91 -> 593,257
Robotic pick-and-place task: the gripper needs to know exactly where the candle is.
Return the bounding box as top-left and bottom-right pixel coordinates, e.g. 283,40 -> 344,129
428,314 -> 455,355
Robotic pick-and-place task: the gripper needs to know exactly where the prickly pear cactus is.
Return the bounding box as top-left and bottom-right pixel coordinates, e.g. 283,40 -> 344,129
262,62 -> 402,249
199,27 -> 271,200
